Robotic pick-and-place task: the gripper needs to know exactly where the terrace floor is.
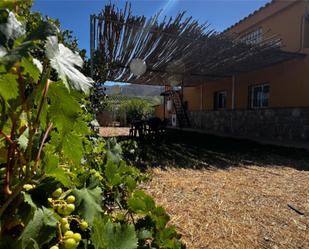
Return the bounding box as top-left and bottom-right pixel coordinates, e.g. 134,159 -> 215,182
100,127 -> 309,249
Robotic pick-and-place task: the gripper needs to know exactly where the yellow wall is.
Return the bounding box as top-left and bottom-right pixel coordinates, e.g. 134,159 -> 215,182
183,86 -> 202,111
182,0 -> 309,111
154,104 -> 170,120
154,103 -> 172,120
201,78 -> 233,110
154,105 -> 165,120
183,55 -> 309,111
235,55 -> 309,109
227,0 -> 308,52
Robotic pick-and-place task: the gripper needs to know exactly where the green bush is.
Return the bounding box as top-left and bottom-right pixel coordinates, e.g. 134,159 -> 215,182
120,98 -> 154,123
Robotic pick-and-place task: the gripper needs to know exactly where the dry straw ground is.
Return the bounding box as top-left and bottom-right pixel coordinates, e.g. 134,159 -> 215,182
144,167 -> 309,249
100,127 -> 309,249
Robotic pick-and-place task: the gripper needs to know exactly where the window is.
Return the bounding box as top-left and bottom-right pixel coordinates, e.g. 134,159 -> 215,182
249,84 -> 269,108
214,91 -> 227,110
240,27 -> 262,45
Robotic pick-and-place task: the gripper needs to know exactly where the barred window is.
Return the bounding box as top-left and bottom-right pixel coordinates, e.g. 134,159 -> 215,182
249,84 -> 269,108
240,28 -> 262,45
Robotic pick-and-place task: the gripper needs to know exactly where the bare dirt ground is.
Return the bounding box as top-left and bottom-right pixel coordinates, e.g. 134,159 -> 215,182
100,127 -> 309,249
99,127 -> 129,137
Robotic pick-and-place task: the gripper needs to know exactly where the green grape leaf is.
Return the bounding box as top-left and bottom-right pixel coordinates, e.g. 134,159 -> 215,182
151,206 -> 170,230
47,82 -> 81,132
90,216 -> 108,249
105,160 -> 122,186
0,10 -> 25,41
0,0 -> 15,10
155,226 -> 184,249
22,192 -> 37,211
43,152 -> 71,187
20,57 -> 40,82
49,131 -> 61,150
0,40 -> 36,68
17,128 -> 29,151
137,229 -> 153,240
62,132 -> 83,164
73,186 -> 103,225
19,207 -> 57,249
125,176 -> 137,192
45,36 -> 93,93
91,218 -> 138,249
128,190 -> 156,215
158,226 -> 179,242
20,111 -> 28,127
26,239 -> 40,249
19,192 -> 37,225
34,85 -> 48,129
104,221 -> 138,249
105,139 -> 122,164
0,73 -> 19,102
73,116 -> 90,135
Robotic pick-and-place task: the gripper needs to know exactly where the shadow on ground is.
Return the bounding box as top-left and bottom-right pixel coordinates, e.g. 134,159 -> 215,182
115,129 -> 309,171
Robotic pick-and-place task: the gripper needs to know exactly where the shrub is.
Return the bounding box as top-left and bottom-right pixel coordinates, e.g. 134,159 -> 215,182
120,98 -> 154,123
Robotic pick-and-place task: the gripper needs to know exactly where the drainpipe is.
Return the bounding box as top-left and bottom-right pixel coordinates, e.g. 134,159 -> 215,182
297,14 -> 304,52
181,79 -> 184,105
295,12 -> 306,53
232,74 -> 236,110
231,74 -> 236,133
163,91 -> 166,120
200,85 -> 203,111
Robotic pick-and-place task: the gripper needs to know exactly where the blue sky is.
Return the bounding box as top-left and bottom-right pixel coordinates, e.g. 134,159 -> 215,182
32,0 -> 270,58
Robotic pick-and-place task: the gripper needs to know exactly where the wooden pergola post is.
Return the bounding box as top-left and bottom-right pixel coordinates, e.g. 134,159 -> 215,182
163,91 -> 166,120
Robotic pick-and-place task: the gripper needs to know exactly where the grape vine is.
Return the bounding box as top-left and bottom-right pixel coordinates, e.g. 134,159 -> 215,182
0,1 -> 185,248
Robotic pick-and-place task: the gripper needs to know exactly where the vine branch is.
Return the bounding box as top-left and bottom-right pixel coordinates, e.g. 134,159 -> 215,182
33,123 -> 53,173
4,113 -> 17,195
0,130 -> 14,145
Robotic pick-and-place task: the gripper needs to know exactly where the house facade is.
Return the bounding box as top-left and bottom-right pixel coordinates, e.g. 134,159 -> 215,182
156,0 -> 309,144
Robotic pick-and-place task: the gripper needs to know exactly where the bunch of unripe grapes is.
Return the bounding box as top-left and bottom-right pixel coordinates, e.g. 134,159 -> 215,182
49,188 -> 88,249
23,184 -> 36,191
49,188 -> 76,216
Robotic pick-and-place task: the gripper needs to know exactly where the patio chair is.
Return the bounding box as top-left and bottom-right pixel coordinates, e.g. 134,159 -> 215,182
130,119 -> 146,138
145,117 -> 163,138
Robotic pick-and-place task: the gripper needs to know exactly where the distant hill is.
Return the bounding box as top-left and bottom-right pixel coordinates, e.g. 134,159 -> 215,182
105,84 -> 164,98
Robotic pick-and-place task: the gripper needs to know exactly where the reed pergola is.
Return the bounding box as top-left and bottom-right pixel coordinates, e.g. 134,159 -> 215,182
90,3 -> 305,86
